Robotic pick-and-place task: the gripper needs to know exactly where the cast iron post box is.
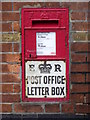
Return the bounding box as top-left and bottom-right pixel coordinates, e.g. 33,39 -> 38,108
21,8 -> 69,102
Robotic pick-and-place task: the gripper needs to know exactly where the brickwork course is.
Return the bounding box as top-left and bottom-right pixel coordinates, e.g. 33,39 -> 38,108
0,1 -> 90,120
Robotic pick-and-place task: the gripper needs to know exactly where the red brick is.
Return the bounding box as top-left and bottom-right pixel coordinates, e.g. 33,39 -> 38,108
0,2 -> 1,11
61,2 -> 88,10
71,53 -> 86,62
76,104 -> 90,114
12,64 -> 20,73
71,43 -> 90,52
2,74 -> 20,83
87,12 -> 90,21
14,43 -> 19,52
1,84 -> 13,93
45,104 -> 60,113
86,74 -> 90,83
0,12 -> 2,21
13,22 -> 20,32
14,104 -> 43,113
85,94 -> 90,103
0,54 -> 1,62
2,94 -> 20,103
0,104 -> 12,113
87,54 -> 90,62
71,84 -> 89,93
2,23 -> 12,32
1,43 -> 12,52
72,22 -> 88,31
70,2 -> 88,10
2,64 -> 20,73
62,104 -> 74,113
14,84 -> 20,93
71,64 -> 89,72
45,2 -> 61,8
88,22 -> 90,31
2,2 -> 12,11
13,2 -> 45,11
71,12 -> 86,20
2,54 -> 20,62
2,64 -> 12,73
71,74 -> 85,83
2,12 -> 20,21
72,32 -> 88,41
70,94 -> 84,103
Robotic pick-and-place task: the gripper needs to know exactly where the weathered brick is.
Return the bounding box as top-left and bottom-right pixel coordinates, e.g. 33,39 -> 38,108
85,94 -> 90,103
88,32 -> 90,41
45,104 -> 60,113
71,84 -> 89,93
0,12 -> 2,21
2,74 -> 20,83
1,43 -> 12,52
71,64 -> 89,72
2,12 -> 20,21
12,64 -> 20,73
1,84 -> 13,93
2,94 -> 20,103
70,2 -> 88,10
2,64 -> 20,73
71,12 -> 86,20
88,22 -> 90,31
71,74 -> 85,83
70,94 -> 84,103
2,33 -> 20,42
2,2 -> 12,11
14,84 -> 20,93
14,104 -> 43,113
13,22 -> 20,32
71,53 -> 86,62
71,43 -> 90,52
86,74 -> 90,83
72,32 -> 88,41
14,43 -> 20,52
45,2 -> 61,8
2,54 -> 20,62
2,64 -> 12,73
0,74 -> 20,83
0,54 -> 2,62
76,104 -> 90,114
2,23 -> 12,32
72,22 -> 88,31
61,2 -> 88,10
87,12 -> 90,21
62,104 -> 74,113
0,104 -> 12,113
13,2 -> 45,11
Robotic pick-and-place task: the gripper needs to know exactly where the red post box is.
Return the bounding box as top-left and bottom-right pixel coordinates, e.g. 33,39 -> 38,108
21,8 -> 69,102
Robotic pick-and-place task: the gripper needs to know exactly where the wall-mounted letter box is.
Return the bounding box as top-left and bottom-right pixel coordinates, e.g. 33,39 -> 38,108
21,8 -> 69,102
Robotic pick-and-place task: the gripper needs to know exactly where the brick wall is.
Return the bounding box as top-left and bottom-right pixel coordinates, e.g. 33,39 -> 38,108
1,1 -> 90,119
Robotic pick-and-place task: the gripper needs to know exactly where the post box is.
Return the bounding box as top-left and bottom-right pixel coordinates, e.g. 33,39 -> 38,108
21,8 -> 69,102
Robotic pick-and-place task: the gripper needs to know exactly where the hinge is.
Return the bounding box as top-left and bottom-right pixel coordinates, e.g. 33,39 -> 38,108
65,33 -> 67,47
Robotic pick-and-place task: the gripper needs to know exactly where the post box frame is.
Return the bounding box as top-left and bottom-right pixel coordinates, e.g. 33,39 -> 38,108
21,8 -> 69,102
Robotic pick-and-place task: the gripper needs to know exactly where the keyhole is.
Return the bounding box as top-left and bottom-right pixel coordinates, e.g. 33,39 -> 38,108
29,54 -> 31,58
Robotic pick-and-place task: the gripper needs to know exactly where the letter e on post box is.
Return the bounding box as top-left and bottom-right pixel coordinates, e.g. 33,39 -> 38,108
21,8 -> 69,102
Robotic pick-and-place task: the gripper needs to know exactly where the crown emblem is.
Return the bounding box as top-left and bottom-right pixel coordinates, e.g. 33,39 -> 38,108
39,61 -> 52,73
40,12 -> 49,19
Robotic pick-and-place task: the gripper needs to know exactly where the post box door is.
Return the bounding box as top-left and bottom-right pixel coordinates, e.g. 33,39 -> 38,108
21,8 -> 69,102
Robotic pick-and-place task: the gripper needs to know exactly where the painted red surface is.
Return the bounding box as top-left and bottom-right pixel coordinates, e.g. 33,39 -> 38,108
21,8 -> 69,102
